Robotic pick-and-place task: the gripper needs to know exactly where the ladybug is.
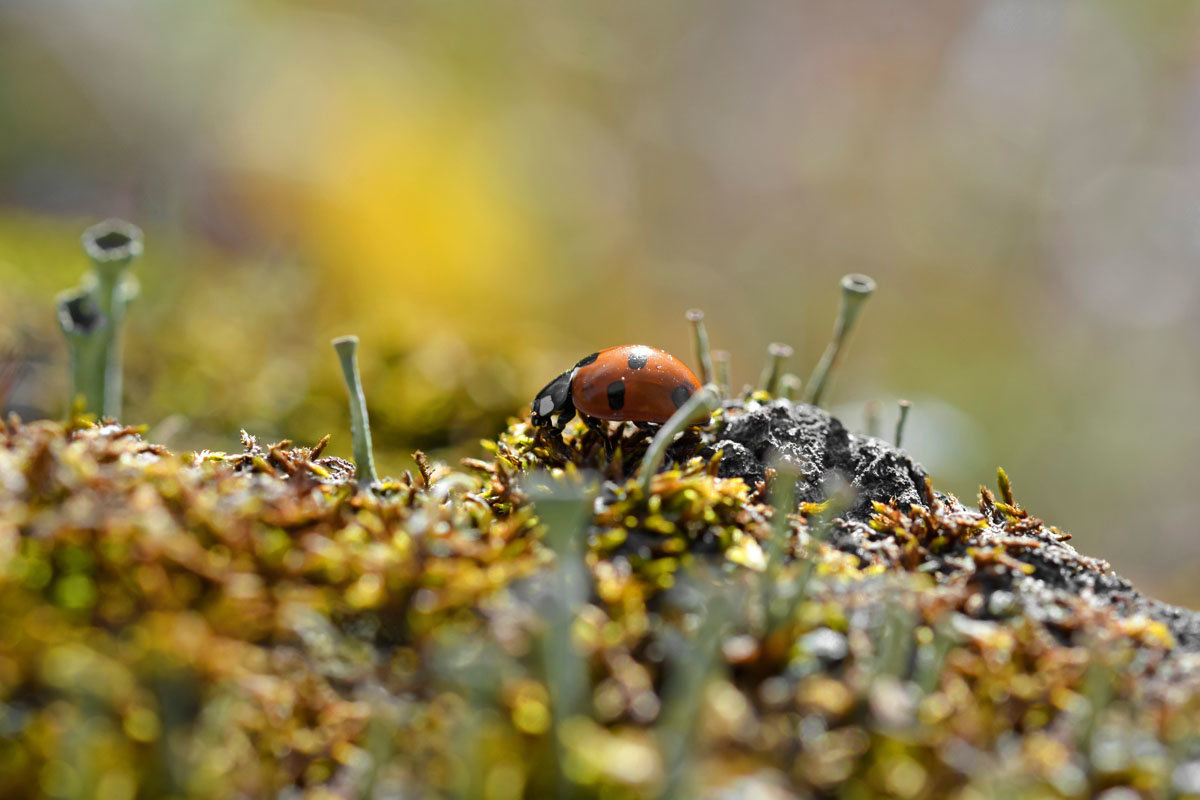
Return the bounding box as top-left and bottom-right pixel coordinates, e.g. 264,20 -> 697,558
531,345 -> 703,436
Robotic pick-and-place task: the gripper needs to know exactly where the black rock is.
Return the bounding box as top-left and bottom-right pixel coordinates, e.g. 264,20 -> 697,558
709,399 -> 928,521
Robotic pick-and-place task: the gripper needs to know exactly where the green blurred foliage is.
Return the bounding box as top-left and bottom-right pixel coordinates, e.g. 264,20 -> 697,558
2,0 -> 1200,604
0,212 -> 527,470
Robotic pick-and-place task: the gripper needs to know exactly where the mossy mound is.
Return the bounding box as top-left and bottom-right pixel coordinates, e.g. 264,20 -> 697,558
1,403 -> 1200,799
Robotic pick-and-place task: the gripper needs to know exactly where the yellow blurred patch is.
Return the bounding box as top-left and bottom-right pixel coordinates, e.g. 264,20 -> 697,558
224,48 -> 538,340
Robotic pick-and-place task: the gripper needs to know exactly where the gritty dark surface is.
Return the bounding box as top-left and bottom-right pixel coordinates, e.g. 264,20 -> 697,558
705,398 -> 1200,651
706,399 -> 929,518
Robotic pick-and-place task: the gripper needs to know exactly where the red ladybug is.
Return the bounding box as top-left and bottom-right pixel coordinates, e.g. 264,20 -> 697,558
531,345 -> 702,435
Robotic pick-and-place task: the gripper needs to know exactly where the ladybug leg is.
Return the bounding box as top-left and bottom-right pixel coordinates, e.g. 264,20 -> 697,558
553,404 -> 576,436
581,413 -> 605,439
547,393 -> 576,441
546,406 -> 576,456
582,414 -> 614,456
633,421 -> 657,433
533,403 -> 575,459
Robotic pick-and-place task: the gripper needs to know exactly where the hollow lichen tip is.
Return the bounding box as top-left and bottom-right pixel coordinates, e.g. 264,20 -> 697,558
81,218 -> 144,268
841,273 -> 877,296
56,290 -> 106,337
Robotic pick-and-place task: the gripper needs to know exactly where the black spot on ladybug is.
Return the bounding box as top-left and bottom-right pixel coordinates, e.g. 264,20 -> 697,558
575,352 -> 599,368
607,380 -> 625,410
671,385 -> 693,409
627,352 -> 648,370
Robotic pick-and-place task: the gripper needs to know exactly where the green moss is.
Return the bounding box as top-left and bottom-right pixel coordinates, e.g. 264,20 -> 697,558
0,413 -> 1194,799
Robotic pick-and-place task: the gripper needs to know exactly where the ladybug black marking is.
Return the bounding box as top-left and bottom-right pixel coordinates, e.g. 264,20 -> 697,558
627,352 -> 648,370
671,384 -> 693,409
531,369 -> 576,429
607,380 -> 626,410
575,352 -> 599,368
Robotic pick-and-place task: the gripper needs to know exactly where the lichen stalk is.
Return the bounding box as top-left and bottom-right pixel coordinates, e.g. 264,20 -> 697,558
56,289 -> 107,415
804,273 -> 876,408
895,399 -> 912,448
332,335 -> 379,487
658,583 -> 731,800
864,399 -> 883,439
764,461 -> 799,571
763,460 -> 800,629
81,219 -> 143,419
526,478 -> 593,799
873,598 -> 916,680
758,342 -> 793,395
712,350 -> 731,398
685,308 -> 714,385
636,384 -> 720,492
780,373 -> 802,401
793,477 -> 853,599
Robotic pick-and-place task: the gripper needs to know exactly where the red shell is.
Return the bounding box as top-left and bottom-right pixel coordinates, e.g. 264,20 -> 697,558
571,345 -> 702,423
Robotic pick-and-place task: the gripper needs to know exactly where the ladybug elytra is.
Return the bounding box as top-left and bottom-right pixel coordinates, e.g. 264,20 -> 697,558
531,345 -> 703,434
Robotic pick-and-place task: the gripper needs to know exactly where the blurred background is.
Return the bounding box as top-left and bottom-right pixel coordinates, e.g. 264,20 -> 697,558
1,0 -> 1198,604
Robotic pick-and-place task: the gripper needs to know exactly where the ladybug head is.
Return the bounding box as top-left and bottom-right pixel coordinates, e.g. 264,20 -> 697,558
531,368 -> 576,430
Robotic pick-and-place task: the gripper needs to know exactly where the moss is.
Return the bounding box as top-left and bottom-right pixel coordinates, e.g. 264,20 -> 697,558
1,400 -> 1198,799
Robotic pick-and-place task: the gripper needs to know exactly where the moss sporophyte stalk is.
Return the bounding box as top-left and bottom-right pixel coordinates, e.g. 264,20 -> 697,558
21,221 -> 1200,799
